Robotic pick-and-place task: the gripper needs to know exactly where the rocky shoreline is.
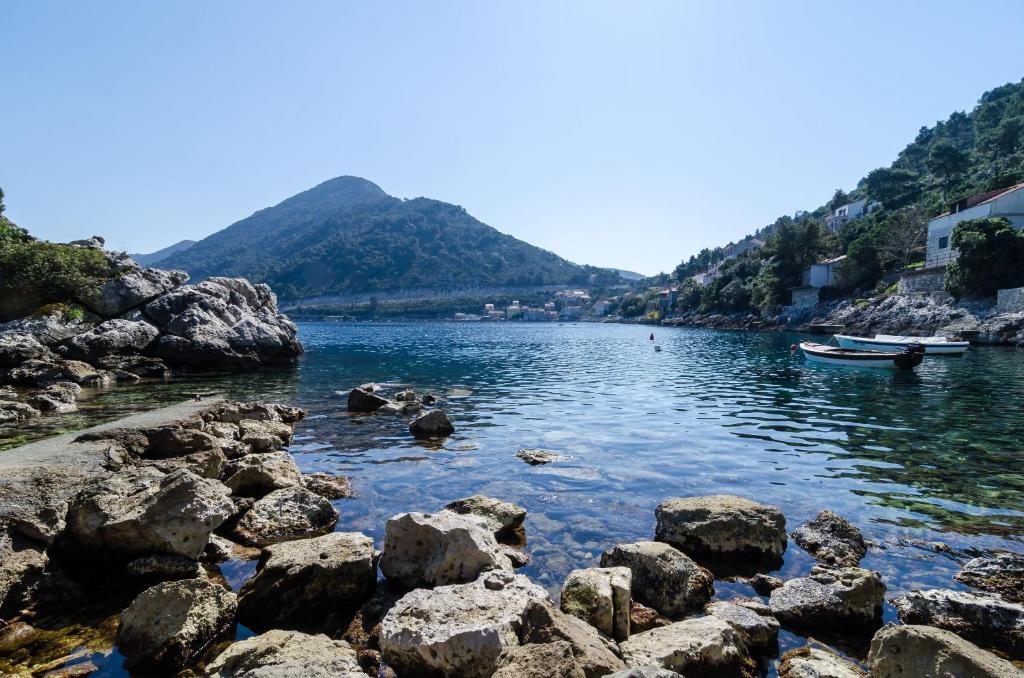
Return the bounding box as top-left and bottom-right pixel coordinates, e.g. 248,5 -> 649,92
1,395 -> 1021,677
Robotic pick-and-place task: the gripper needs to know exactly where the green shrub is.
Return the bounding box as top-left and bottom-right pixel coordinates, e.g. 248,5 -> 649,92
0,219 -> 112,305
945,217 -> 1024,298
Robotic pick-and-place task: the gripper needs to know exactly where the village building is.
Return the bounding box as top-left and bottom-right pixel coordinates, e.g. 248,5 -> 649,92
925,183 -> 1024,268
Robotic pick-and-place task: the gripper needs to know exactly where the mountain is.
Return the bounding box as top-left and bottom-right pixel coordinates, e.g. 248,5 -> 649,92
163,176 -> 593,300
132,239 -> 196,266
608,268 -> 645,281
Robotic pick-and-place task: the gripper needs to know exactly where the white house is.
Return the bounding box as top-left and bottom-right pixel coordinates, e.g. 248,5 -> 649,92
824,199 -> 880,231
723,238 -> 765,259
802,255 -> 847,288
925,183 -> 1024,268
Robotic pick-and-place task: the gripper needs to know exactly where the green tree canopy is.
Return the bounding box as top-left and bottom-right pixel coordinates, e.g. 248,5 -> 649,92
945,217 -> 1024,298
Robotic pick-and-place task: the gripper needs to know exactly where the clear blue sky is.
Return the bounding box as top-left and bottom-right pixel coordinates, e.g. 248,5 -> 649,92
3,1 -> 1023,275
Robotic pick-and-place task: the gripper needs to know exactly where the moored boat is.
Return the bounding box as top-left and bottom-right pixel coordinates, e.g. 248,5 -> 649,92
800,342 -> 925,369
835,333 -> 969,355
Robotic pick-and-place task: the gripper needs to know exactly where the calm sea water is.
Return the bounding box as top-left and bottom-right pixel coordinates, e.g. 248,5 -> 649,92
6,321 -> 1024,675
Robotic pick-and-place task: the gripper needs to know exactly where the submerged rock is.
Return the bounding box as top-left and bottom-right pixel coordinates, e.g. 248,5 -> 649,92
705,600 -> 779,653
117,578 -> 237,673
655,495 -> 787,567
791,510 -> 867,567
600,540 -> 713,618
891,588 -> 1024,658
206,629 -> 364,677
492,640 -> 586,678
230,486 -> 339,547
379,510 -> 512,587
238,532 -> 376,633
516,448 -> 566,465
617,616 -> 754,677
955,551 -> 1024,601
769,566 -> 885,628
778,643 -> 866,677
519,600 -> 626,678
409,409 -> 455,438
378,571 -> 549,678
560,566 -> 631,641
867,623 -> 1020,678
444,494 -> 526,535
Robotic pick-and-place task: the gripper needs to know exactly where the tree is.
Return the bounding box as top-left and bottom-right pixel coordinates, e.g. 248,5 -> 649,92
945,217 -> 1024,298
828,189 -> 849,211
927,142 -> 970,195
0,187 -> 5,216
875,206 -> 927,270
865,167 -> 920,209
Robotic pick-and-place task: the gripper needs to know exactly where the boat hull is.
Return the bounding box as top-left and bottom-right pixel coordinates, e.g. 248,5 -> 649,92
800,342 -> 924,370
835,334 -> 968,355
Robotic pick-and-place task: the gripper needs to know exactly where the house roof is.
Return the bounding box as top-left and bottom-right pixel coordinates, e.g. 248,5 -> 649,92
817,255 -> 848,265
938,182 -> 1024,217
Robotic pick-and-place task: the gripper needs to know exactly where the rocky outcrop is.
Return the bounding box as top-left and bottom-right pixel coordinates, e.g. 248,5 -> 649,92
769,566 -> 885,628
655,495 -> 787,569
409,409 -> 455,438
378,571 -> 549,678
379,510 -> 512,587
81,266 -> 189,318
206,629 -> 365,678
791,509 -> 867,567
116,578 -> 237,673
519,600 -> 626,678
59,319 -> 161,363
491,640 -> 586,678
237,532 -> 376,633
867,623 -> 1020,678
230,486 -> 339,547
560,566 -> 631,641
705,600 -> 779,654
778,643 -> 866,677
617,616 -> 754,677
444,494 -> 526,535
955,551 -> 1024,601
891,588 -> 1024,658
600,541 -> 714,618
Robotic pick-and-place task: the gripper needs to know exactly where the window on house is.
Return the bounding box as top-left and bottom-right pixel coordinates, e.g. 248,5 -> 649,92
939,236 -> 949,249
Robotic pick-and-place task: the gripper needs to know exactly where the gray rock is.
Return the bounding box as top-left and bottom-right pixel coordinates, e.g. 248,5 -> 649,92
59,319 -> 160,362
301,472 -> 352,499
791,510 -> 867,567
223,451 -> 302,498
0,530 -> 48,615
600,541 -> 714,618
520,600 -> 626,678
604,668 -> 683,678
868,623 -> 1020,678
124,554 -> 205,584
25,382 -> 80,414
891,588 -> 1024,658
142,447 -> 227,479
0,399 -> 40,424
491,640 -> 586,678
748,573 -> 784,595
0,331 -> 50,366
142,425 -> 223,458
6,359 -> 103,387
705,600 -> 779,653
444,494 -> 526,534
379,571 -> 550,678
237,532 -> 376,633
206,629 -> 364,677
380,510 -> 512,587
347,387 -> 389,413
778,643 -> 866,677
231,486 -> 339,547
238,418 -> 293,452
655,495 -> 787,566
516,448 -> 567,465
81,266 -> 188,318
560,566 -> 631,641
203,401 -> 305,425
617,616 -> 754,677
956,551 -> 1024,601
66,468 -> 233,559
117,578 -> 236,673
409,409 -> 455,438
769,566 -> 885,628
394,389 -> 417,402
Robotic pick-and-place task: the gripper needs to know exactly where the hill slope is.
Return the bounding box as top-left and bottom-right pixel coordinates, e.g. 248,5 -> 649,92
163,176 -> 587,299
132,239 -> 196,266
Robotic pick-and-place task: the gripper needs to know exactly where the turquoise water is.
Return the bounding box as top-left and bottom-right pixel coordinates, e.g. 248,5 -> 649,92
7,321 -> 1024,674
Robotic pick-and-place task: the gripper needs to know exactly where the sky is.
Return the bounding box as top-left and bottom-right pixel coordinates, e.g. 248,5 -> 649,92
3,1 -> 1024,276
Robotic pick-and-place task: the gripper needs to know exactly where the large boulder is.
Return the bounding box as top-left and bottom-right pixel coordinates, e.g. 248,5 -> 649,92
600,541 -> 713,617
206,629 -> 365,677
791,510 -> 867,567
520,600 -> 626,678
491,640 -> 586,678
891,588 -> 1024,658
237,532 -> 376,633
769,566 -> 885,629
444,494 -> 526,535
0,331 -> 50,366
409,409 -> 455,438
778,643 -> 866,677
560,566 -> 631,641
378,571 -> 549,678
955,551 -> 1024,601
66,468 -> 233,560
223,451 -> 302,498
705,601 -> 779,654
867,623 -> 1020,678
59,319 -> 160,363
230,486 -> 339,547
379,510 -> 512,587
146,277 -> 302,368
80,266 -> 188,318
655,495 -> 787,568
6,358 -> 104,387
617,616 -> 754,677
116,578 -> 237,673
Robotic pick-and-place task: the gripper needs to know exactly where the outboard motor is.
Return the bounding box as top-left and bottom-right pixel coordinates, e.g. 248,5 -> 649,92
894,343 -> 925,369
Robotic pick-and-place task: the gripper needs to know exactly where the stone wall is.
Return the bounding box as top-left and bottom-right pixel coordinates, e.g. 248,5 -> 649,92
790,287 -> 820,307
997,287 -> 1024,314
898,267 -> 946,295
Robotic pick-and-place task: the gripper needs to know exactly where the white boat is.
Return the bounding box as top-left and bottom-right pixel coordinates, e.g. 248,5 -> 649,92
835,334 -> 969,355
800,342 -> 925,369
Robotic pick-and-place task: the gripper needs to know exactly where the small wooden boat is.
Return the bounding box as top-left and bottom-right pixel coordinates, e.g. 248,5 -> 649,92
800,342 -> 925,369
835,334 -> 969,355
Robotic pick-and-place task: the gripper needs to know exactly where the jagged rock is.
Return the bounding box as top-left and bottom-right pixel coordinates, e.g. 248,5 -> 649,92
379,571 -> 549,678
0,331 -> 50,366
631,601 -> 671,633
347,387 -> 389,413
302,472 -> 353,499
748,573 -> 784,595
655,495 -> 787,566
891,588 -> 1024,658
142,447 -> 227,479
769,566 -> 885,628
444,494 -> 526,534
6,359 -> 103,387
25,382 -> 80,414
59,319 -> 160,362
66,468 -> 233,559
409,409 -> 455,438
778,643 -> 866,677
0,399 -> 40,423
238,418 -> 293,452
600,541 -> 713,617
516,448 -> 566,465
116,578 -> 236,673
146,277 -> 303,368
560,566 -> 631,641
125,554 -> 204,584
142,425 -> 223,458
868,623 -> 1020,678
705,601 -> 779,653
238,532 -> 376,633
0,315 -> 86,348
223,451 -> 302,497
205,421 -> 240,440
231,486 -> 338,547
618,616 -> 754,677
605,669 -> 683,678
791,510 -> 867,567
492,640 -> 586,678
520,600 -> 626,678
0,530 -> 48,615
956,551 -> 1024,601
80,267 -> 188,318
380,510 -> 512,587
206,629 -> 365,677
202,401 -> 305,425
